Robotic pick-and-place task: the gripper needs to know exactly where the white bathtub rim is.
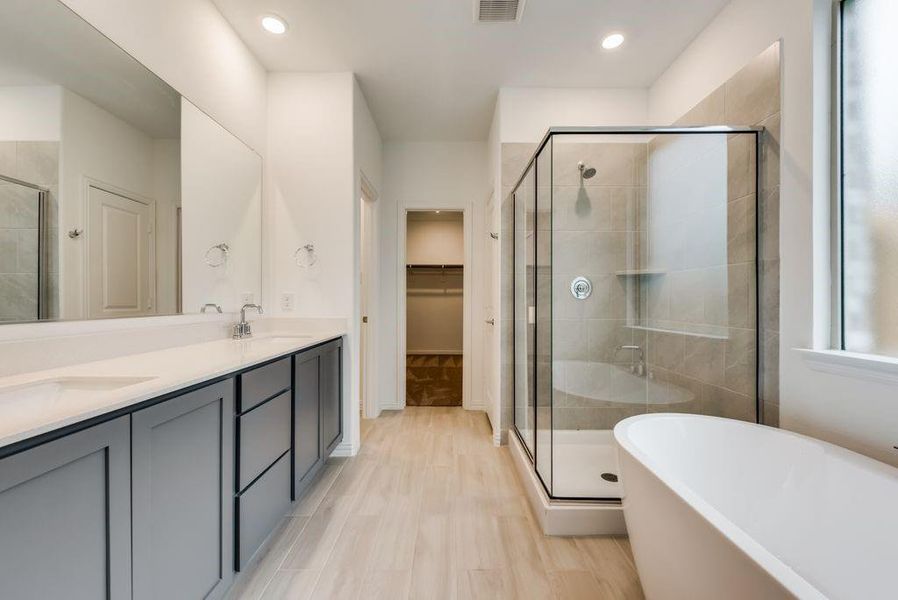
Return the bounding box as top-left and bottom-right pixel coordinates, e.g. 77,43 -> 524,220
614,414 -> 830,600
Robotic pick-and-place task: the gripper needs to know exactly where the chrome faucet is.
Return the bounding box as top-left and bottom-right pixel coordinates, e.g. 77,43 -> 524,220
233,303 -> 263,339
614,344 -> 645,376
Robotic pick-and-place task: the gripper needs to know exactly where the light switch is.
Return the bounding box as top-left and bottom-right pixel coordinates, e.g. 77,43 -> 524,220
280,293 -> 295,311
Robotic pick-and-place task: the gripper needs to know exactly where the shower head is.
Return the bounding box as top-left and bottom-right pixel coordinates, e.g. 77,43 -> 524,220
578,161 -> 597,180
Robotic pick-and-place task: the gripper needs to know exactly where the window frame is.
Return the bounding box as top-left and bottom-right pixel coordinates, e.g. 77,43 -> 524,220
832,0 -> 844,350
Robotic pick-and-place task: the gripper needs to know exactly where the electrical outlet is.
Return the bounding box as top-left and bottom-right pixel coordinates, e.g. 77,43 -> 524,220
280,293 -> 295,312
241,293 -> 254,305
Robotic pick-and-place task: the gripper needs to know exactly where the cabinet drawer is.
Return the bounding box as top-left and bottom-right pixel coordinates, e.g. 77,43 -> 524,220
236,452 -> 290,569
239,357 -> 290,412
237,392 -> 291,491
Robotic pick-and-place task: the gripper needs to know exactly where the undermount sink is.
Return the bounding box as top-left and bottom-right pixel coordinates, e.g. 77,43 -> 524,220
0,376 -> 157,404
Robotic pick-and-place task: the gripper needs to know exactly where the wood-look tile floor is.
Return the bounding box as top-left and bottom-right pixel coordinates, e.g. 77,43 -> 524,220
226,407 -> 644,600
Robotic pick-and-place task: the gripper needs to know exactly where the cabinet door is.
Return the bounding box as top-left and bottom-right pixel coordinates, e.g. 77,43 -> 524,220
320,340 -> 343,456
293,349 -> 320,497
0,417 -> 131,600
132,380 -> 235,600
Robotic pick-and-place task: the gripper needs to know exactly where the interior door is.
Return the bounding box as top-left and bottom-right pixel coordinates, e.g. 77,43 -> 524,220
359,196 -> 370,417
483,193 -> 499,432
87,185 -> 154,319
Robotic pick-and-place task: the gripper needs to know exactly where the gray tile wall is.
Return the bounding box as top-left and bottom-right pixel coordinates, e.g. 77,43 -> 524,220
665,42 -> 781,426
551,140 -> 647,429
0,141 -> 59,322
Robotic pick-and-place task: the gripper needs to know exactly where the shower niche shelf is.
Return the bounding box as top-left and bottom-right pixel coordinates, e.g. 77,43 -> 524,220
614,269 -> 666,277
624,323 -> 728,341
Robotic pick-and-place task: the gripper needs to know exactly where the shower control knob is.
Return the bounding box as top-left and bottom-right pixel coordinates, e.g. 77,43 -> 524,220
570,276 -> 592,300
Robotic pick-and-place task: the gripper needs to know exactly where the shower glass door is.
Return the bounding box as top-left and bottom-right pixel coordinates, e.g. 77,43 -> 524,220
0,176 -> 46,322
513,163 -> 536,457
513,127 -> 761,501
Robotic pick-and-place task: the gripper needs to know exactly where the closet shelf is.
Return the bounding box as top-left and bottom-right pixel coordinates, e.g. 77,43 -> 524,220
406,264 -> 464,270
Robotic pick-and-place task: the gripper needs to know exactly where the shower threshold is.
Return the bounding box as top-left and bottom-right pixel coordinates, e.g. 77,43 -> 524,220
508,433 -> 626,536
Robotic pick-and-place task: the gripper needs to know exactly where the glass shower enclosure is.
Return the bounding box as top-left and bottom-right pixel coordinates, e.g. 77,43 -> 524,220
0,174 -> 50,322
513,126 -> 763,501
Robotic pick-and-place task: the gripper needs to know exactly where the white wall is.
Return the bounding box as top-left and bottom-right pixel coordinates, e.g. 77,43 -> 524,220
60,89 -> 177,319
380,142 -> 489,411
0,86 -> 61,141
267,73 -> 354,319
153,139 -> 181,315
649,0 -> 898,466
353,77 -> 384,422
267,72 -> 383,455
406,214 -> 465,355
59,0 -> 267,153
497,87 -> 649,143
181,99 -> 261,314
407,216 -> 465,265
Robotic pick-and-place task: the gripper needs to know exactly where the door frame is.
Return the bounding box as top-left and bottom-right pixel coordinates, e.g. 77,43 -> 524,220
359,174 -> 379,420
81,177 -> 157,319
397,205 -> 474,410
482,191 -> 501,443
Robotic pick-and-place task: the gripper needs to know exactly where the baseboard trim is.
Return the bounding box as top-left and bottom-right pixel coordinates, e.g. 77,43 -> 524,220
508,433 -> 627,536
329,441 -> 357,458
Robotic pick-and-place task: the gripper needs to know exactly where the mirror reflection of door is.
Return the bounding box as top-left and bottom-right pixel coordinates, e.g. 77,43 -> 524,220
87,184 -> 155,319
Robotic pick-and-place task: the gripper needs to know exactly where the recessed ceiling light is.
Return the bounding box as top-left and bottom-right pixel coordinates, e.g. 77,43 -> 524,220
601,33 -> 625,50
261,15 -> 287,35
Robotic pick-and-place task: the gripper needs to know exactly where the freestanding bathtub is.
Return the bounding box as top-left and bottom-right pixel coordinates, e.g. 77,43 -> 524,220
614,414 -> 898,600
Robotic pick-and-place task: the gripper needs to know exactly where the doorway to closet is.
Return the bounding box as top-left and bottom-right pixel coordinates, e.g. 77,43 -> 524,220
405,210 -> 464,406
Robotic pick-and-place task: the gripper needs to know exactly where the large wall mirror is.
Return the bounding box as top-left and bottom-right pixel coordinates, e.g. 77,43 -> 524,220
0,0 -> 262,323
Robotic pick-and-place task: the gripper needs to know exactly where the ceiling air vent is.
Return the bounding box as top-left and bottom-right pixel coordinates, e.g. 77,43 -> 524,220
475,0 -> 525,23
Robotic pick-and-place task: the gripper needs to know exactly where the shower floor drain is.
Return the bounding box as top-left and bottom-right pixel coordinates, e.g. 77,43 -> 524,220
601,472 -> 619,483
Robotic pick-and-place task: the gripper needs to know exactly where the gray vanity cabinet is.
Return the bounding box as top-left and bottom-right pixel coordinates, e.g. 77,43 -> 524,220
0,416 -> 131,600
293,348 -> 321,496
131,380 -> 235,600
235,358 -> 292,570
293,339 -> 343,500
320,339 -> 343,457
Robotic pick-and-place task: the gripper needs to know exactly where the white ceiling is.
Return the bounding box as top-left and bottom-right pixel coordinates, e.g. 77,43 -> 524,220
212,0 -> 730,141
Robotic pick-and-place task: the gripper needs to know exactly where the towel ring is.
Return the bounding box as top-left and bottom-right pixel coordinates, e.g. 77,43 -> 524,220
294,243 -> 317,268
204,243 -> 230,268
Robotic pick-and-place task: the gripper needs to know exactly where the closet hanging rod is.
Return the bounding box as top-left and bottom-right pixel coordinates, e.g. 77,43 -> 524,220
406,264 -> 463,270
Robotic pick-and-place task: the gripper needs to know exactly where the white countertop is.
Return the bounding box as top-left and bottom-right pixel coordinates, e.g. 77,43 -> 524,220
0,330 -> 344,452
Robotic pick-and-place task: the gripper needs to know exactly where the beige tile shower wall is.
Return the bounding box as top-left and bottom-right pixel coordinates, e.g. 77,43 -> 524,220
551,141 -> 646,430
0,142 -> 59,322
651,42 -> 780,426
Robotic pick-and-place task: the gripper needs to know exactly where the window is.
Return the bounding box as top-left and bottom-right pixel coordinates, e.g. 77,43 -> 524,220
840,0 -> 898,355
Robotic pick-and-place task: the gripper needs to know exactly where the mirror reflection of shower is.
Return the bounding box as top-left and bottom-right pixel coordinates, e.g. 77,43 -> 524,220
577,161 -> 597,180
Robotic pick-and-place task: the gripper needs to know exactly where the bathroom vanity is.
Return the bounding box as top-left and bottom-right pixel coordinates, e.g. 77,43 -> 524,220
0,333 -> 343,599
